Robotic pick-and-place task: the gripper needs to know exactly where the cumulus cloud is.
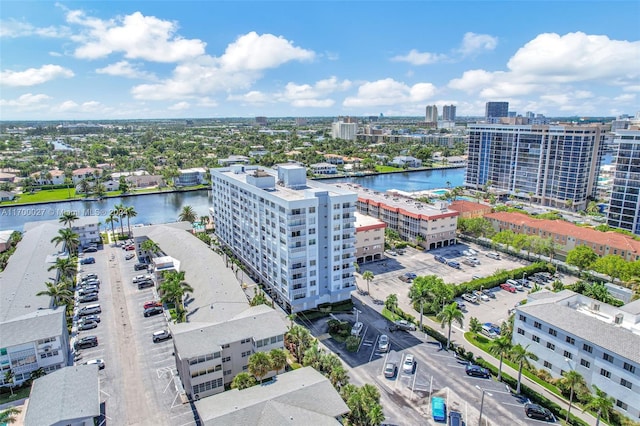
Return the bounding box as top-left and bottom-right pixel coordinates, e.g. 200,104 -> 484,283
458,32 -> 498,56
0,64 -> 74,87
67,10 -> 206,62
227,91 -> 272,104
276,76 -> 350,107
391,49 -> 447,65
219,32 -> 314,71
0,93 -> 51,108
54,100 -> 106,113
96,61 -> 156,80
0,19 -> 70,38
168,101 -> 190,110
343,78 -> 436,107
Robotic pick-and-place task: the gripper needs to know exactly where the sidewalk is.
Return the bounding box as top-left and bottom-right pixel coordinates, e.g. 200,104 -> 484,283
353,291 -> 599,426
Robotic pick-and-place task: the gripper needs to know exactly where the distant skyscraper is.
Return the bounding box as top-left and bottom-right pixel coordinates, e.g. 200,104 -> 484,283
465,124 -> 603,211
255,116 -> 268,126
607,130 -> 640,235
331,120 -> 357,140
442,105 -> 456,121
425,105 -> 438,123
485,102 -> 509,119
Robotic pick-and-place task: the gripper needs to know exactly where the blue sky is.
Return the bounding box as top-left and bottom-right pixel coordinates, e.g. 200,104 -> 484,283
1,1 -> 639,120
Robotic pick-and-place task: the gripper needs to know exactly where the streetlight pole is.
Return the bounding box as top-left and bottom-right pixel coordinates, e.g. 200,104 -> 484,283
353,307 -> 361,323
476,385 -> 493,426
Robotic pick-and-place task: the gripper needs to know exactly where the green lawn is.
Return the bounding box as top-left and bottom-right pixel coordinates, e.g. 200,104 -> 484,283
375,165 -> 403,173
0,384 -> 31,405
2,188 -> 79,204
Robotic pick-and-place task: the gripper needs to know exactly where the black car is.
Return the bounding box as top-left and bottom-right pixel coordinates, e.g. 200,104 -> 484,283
134,263 -> 148,271
78,320 -> 98,331
465,364 -> 490,378
434,255 -> 447,264
137,280 -> 154,290
74,336 -> 98,350
78,294 -> 99,303
524,403 -> 553,421
144,306 -> 163,317
83,247 -> 98,253
80,257 -> 95,265
448,411 -> 463,426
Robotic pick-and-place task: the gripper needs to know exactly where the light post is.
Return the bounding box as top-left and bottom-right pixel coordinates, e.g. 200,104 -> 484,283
476,385 -> 493,426
353,307 -> 361,323
522,272 -> 527,284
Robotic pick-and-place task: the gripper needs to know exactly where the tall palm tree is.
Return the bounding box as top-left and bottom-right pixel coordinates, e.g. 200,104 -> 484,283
0,406 -> 21,424
408,279 -> 434,334
286,324 -> 312,363
159,270 -> 194,322
436,302 -> 464,350
178,205 -> 198,223
47,256 -> 77,281
105,213 -> 118,244
51,228 -> 80,254
230,372 -> 256,390
561,370 -> 586,423
303,342 -> 324,370
488,336 -> 512,382
269,348 -> 287,374
113,203 -> 126,238
361,270 -> 374,295
36,281 -> 73,307
124,206 -> 137,237
141,239 -> 161,258
59,211 -> 79,228
248,351 -> 272,382
583,385 -> 614,426
511,344 -> 538,394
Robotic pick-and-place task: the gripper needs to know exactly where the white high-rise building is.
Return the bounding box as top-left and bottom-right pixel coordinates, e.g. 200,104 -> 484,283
607,130 -> 640,235
331,121 -> 357,141
425,105 -> 438,123
442,105 -> 456,121
210,164 -> 357,313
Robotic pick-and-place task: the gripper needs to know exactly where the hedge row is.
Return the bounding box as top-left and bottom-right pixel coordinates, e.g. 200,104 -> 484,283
453,262 -> 555,297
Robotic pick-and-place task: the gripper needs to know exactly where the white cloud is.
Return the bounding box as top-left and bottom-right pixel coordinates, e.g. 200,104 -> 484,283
391,49 -> 447,65
291,99 -> 334,108
219,31 -> 315,71
196,97 -> 218,107
0,93 -> 51,108
614,93 -> 636,103
0,19 -> 70,38
343,78 -> 436,107
168,101 -> 190,110
57,100 -> 79,112
53,99 -> 107,114
67,10 -> 206,62
0,64 -> 74,87
96,61 -> 155,80
227,91 -> 271,104
458,32 -> 498,56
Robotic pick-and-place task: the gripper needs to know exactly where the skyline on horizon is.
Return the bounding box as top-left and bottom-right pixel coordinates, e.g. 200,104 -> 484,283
1,1 -> 639,121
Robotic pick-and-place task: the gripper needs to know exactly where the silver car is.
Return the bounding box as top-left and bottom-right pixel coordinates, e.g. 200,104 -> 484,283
378,334 -> 390,352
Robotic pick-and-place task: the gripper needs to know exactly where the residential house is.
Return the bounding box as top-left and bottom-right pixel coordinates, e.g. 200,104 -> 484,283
218,155 -> 250,166
0,190 -> 16,201
72,168 -> 103,184
391,156 -> 422,168
448,200 -> 493,219
71,216 -> 101,247
30,169 -> 65,185
0,230 -> 15,253
310,163 -> 338,175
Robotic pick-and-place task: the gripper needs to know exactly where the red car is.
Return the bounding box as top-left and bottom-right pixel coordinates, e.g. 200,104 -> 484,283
124,245 -> 135,251
500,283 -> 517,293
144,301 -> 162,309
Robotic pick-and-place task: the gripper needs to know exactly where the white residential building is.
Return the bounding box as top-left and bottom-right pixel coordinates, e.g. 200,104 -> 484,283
513,290 -> 640,418
210,164 -> 357,313
310,162 -> 338,175
607,130 -> 640,235
71,216 -> 102,247
174,167 -> 207,187
331,121 -> 357,141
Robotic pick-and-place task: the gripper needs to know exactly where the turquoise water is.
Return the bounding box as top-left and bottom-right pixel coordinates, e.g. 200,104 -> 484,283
431,189 -> 448,195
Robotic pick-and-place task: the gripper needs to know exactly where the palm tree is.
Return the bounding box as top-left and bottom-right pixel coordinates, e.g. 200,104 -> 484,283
361,270 -> 374,295
141,239 -> 161,259
230,372 -> 257,390
105,213 -> 119,244
47,256 -> 77,281
488,336 -> 512,382
303,342 -> 324,370
3,370 -> 14,396
124,206 -> 137,237
36,281 -> 74,307
269,348 -> 287,374
159,271 -> 194,322
384,294 -> 398,313
436,302 -> 464,350
561,370 -> 586,423
511,344 -> 538,394
248,351 -> 272,382
0,406 -> 21,424
583,385 -> 614,426
78,179 -> 92,197
178,205 -> 198,223
59,211 -> 79,228
286,324 -> 312,363
51,228 -> 80,254
113,203 -> 126,238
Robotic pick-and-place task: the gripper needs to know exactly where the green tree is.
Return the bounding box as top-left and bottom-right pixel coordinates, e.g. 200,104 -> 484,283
3,370 -> 14,396
94,183 -> 106,199
566,245 -> 598,275
159,270 -> 194,322
250,288 -> 268,306
341,383 -> 385,426
593,255 -> 628,283
469,316 -> 482,334
123,205 -> 137,237
361,270 -> 374,295
269,348 -> 288,374
492,230 -> 516,253
230,372 -> 257,390
113,203 -> 126,237
36,281 -> 74,307
408,275 -> 454,328
59,211 -> 79,228
105,213 -> 118,243
141,239 -> 161,257
51,228 -> 80,254
561,370 -> 586,423
488,336 -> 512,382
511,344 -> 538,394
78,179 -> 92,197
584,282 -> 614,304
0,406 -> 21,424
178,205 -> 198,223
583,385 -> 614,426
384,294 -> 398,313
118,175 -> 129,194
286,324 -> 312,363
436,302 -> 464,350
47,256 -> 77,281
248,351 -> 272,382
303,342 -> 324,370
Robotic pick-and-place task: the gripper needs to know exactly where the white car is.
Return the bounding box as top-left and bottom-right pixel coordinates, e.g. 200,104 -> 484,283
351,321 -> 364,336
402,354 -> 415,374
85,359 -> 105,370
378,334 -> 390,352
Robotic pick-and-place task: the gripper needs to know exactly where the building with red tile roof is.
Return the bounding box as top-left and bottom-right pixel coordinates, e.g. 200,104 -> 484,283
485,211 -> 640,261
448,200 -> 492,219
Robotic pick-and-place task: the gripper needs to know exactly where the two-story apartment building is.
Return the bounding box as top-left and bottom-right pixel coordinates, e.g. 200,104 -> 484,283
342,184 -> 459,250
71,216 -> 102,247
513,290 -> 640,418
170,305 -> 288,400
354,212 -> 385,264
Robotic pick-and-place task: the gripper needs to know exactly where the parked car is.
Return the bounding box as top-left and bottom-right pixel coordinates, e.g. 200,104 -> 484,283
78,286 -> 98,295
384,362 -> 397,378
448,411 -> 463,426
524,403 -> 553,421
134,263 -> 148,271
78,304 -> 101,316
500,283 -> 517,293
351,321 -> 364,336
153,330 -> 172,343
125,253 -> 135,260
475,291 -> 490,302
482,289 -> 496,299
378,334 -> 390,352
124,245 -> 135,251
402,354 -> 415,374
82,247 -> 98,253
507,279 -> 524,291
472,275 -> 483,280
74,336 -> 98,350
392,319 -> 416,331
81,273 -> 98,281
85,359 -> 105,370
137,280 -> 154,290
79,314 -> 100,324
455,300 -> 467,312
133,274 -> 152,284
78,293 -> 99,303
80,257 -> 95,265
144,300 -> 163,309
144,306 -> 163,317
486,252 -> 501,260
465,364 -> 490,378
434,254 -> 447,264
398,275 -> 412,283
447,260 -> 461,269
78,320 -> 98,331
462,293 -> 478,303
484,323 -> 501,335
405,272 -> 417,279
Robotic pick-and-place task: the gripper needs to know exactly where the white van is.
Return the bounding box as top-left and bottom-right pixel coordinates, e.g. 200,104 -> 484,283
79,304 -> 101,316
486,252 -> 501,260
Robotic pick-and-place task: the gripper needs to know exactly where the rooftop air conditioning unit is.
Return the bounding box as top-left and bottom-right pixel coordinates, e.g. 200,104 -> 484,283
591,303 -> 600,311
614,314 -> 624,325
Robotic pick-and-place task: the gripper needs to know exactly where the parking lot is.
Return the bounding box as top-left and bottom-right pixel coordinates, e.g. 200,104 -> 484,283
74,242 -> 196,426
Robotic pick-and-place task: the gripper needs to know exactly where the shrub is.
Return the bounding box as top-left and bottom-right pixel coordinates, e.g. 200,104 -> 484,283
345,336 -> 360,352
